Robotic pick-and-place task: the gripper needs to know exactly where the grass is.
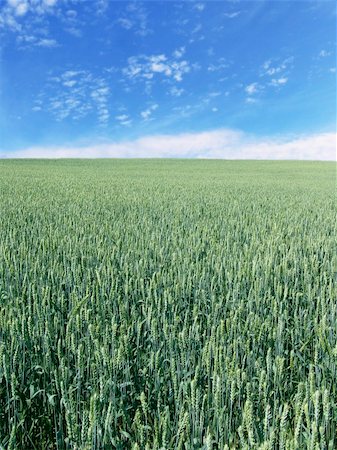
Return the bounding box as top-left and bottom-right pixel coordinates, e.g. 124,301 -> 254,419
0,159 -> 336,449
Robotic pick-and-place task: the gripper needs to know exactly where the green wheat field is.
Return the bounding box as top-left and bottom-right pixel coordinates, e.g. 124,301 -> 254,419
0,159 -> 336,449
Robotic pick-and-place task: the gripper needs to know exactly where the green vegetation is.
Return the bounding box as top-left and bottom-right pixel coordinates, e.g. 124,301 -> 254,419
0,159 -> 336,449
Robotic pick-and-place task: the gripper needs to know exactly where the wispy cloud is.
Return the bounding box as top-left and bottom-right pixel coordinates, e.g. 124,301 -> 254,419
118,17 -> 133,30
140,103 -> 158,120
0,0 -> 88,47
207,57 -> 229,73
245,82 -> 259,95
224,11 -> 241,19
123,53 -> 192,84
191,23 -> 202,34
115,114 -> 132,126
245,97 -> 257,104
261,57 -> 293,77
62,8 -> 83,37
7,130 -> 335,161
35,69 -> 111,125
16,34 -> 60,48
193,3 -> 205,12
36,38 -> 59,48
172,46 -> 185,59
209,91 -> 221,98
96,0 -> 109,16
245,57 -> 292,100
117,2 -> 151,36
169,86 -> 184,97
91,84 -> 110,125
319,49 -> 331,58
4,0 -> 58,18
0,0 -> 62,48
11,1 -> 29,17
270,77 -> 288,86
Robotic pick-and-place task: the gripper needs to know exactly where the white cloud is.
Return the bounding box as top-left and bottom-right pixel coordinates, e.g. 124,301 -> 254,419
261,57 -> 293,77
117,2 -> 151,36
245,64 -> 293,99
7,0 -> 22,6
148,55 -> 172,77
43,0 -> 58,7
251,60 -> 291,97
15,2 -> 29,17
43,70 -> 110,125
140,104 -> 158,120
115,114 -> 128,121
6,129 -> 335,161
0,0 -> 63,49
115,114 -> 132,126
172,61 -> 190,81
173,47 -> 185,59
61,70 -> 75,78
4,0 -> 59,20
63,79 -> 77,87
90,85 -> 110,124
140,110 -> 151,120
224,11 -> 241,18
191,24 -> 202,34
118,18 -> 133,30
245,82 -> 259,95
246,97 -> 257,104
15,33 -> 59,48
270,77 -> 288,86
319,50 -> 331,58
1,0 -> 88,48
96,0 -> 108,15
207,58 -> 229,72
194,3 -> 205,12
123,53 -> 191,84
169,86 -> 184,97
209,91 -> 221,98
36,38 -> 58,48
66,10 -> 77,18
150,58 -> 172,76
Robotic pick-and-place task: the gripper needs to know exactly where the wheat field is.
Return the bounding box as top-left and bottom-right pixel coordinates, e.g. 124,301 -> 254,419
0,160 -> 336,449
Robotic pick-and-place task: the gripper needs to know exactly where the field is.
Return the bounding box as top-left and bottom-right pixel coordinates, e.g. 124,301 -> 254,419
0,159 -> 336,449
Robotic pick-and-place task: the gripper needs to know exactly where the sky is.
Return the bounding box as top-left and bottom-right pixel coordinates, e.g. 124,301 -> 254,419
0,0 -> 336,159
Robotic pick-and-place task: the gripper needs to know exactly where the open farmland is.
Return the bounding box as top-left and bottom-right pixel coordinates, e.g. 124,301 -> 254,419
0,159 -> 336,449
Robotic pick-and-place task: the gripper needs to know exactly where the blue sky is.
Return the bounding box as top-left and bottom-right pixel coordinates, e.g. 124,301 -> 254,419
0,0 -> 336,159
